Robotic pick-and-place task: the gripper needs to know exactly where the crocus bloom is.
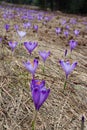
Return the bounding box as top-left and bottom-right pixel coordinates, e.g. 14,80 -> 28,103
30,79 -> 50,110
0,38 -> 2,43
66,25 -> 70,30
23,59 -> 38,77
64,49 -> 68,57
59,60 -> 77,79
37,15 -> 43,20
69,40 -> 78,52
3,14 -> 7,19
81,116 -> 85,124
28,15 -> 34,20
70,18 -> 76,24
8,41 -> 18,52
17,30 -> 26,39
23,22 -> 31,29
64,30 -> 69,37
39,51 -> 50,63
56,27 -> 61,35
4,24 -> 10,31
14,25 -> 19,31
44,16 -> 49,22
61,19 -> 66,25
33,25 -> 38,32
74,30 -> 80,36
24,41 -> 38,55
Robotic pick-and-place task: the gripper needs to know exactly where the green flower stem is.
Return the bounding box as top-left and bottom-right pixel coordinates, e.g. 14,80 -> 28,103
64,79 -> 67,90
32,110 -> 38,130
18,42 -> 21,48
69,51 -> 72,59
11,51 -> 14,58
42,63 -> 45,74
18,38 -> 22,48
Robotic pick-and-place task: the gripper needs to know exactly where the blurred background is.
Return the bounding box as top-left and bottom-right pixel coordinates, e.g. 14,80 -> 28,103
0,0 -> 87,14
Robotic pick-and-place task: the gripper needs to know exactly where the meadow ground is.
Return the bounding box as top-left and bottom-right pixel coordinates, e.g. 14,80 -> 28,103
0,3 -> 87,130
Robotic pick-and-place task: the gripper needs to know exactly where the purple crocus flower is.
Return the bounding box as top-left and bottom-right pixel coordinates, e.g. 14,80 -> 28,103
44,16 -> 49,22
28,15 -> 34,20
61,19 -> 66,25
24,41 -> 38,55
56,27 -> 61,35
74,30 -> 80,36
70,18 -> 76,24
4,24 -> 10,31
30,79 -> 50,111
64,49 -> 68,57
14,25 -> 19,31
8,41 -> 18,52
59,60 -> 77,79
0,38 -> 2,43
37,15 -> 43,21
3,14 -> 7,19
33,25 -> 38,32
17,30 -> 26,39
23,59 -> 38,77
69,40 -> 78,52
39,51 -> 50,63
64,30 -> 69,37
66,25 -> 70,30
23,22 -> 31,29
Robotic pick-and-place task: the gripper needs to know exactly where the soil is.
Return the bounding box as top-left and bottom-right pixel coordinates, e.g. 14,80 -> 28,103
0,3 -> 87,130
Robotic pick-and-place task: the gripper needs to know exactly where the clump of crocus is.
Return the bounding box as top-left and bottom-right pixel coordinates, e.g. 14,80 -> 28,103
69,40 -> 78,52
8,41 -> 18,53
74,29 -> 80,36
23,59 -> 38,79
39,51 -> 50,73
56,27 -> 61,35
59,60 -> 77,89
30,79 -> 50,130
4,24 -> 10,32
24,41 -> 38,55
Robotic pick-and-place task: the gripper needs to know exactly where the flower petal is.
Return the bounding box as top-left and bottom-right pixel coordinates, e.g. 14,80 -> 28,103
32,87 -> 40,110
38,88 -> 50,110
71,62 -> 77,72
39,51 -> 50,62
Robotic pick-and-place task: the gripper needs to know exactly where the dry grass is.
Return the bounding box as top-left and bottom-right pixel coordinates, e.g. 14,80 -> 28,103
0,3 -> 87,130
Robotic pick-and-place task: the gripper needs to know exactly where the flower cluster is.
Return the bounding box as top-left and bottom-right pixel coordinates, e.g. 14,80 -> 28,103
2,5 -> 82,129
